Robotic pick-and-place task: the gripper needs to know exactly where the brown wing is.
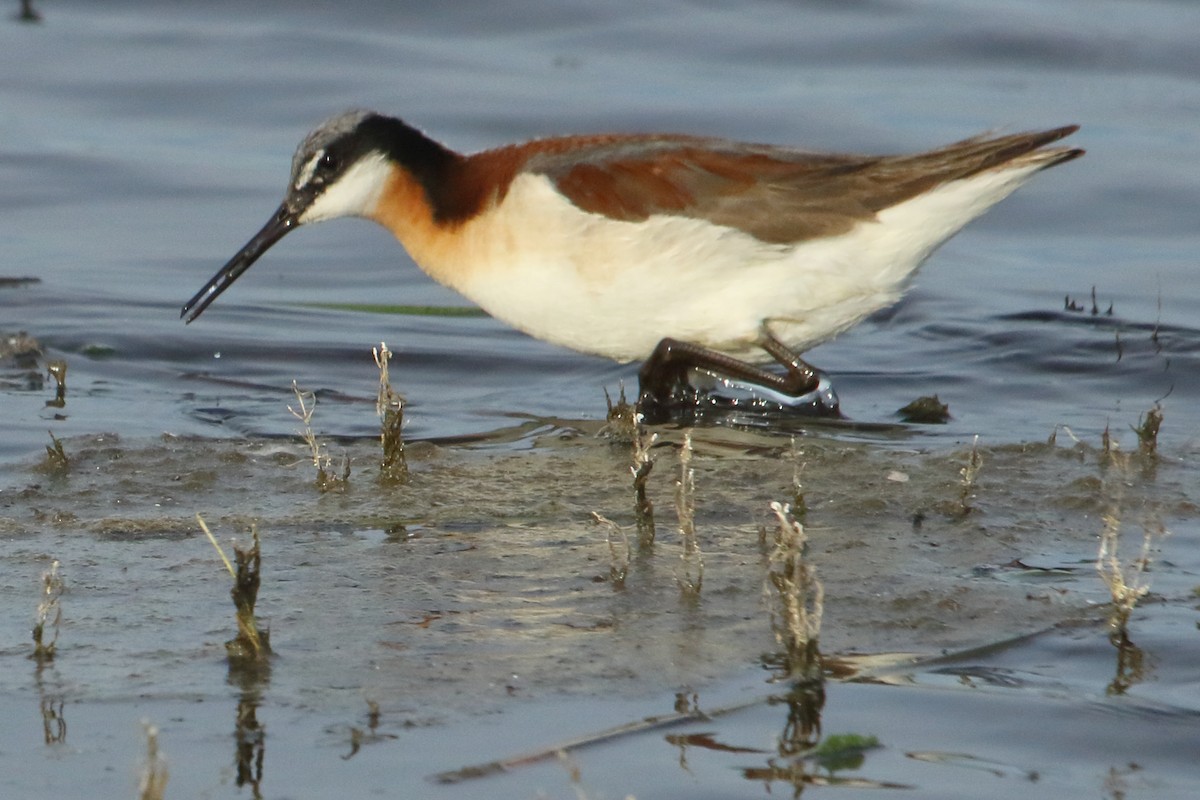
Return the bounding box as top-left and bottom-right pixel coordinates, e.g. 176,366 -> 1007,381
506,127 -> 1081,244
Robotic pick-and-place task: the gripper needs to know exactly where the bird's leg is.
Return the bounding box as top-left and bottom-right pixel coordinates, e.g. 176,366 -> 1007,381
637,332 -> 822,415
756,328 -> 821,395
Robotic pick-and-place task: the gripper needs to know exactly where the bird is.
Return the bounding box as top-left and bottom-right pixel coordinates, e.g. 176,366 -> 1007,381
182,110 -> 1082,413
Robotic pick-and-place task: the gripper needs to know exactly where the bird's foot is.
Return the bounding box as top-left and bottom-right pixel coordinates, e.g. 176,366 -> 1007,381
636,336 -> 840,425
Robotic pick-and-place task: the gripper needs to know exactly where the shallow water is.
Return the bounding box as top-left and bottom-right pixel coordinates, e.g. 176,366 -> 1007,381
3,0 -> 1200,797
3,429 -> 1199,797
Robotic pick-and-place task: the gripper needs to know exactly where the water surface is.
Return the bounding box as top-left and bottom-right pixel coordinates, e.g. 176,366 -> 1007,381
2,1 -> 1200,797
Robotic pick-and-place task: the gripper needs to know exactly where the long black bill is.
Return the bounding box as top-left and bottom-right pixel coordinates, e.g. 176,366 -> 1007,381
181,203 -> 298,323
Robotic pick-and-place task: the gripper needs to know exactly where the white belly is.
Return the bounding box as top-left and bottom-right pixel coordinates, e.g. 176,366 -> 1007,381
423,168 -> 1047,363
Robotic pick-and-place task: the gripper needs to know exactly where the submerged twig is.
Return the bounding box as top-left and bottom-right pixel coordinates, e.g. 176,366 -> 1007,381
432,699 -> 723,784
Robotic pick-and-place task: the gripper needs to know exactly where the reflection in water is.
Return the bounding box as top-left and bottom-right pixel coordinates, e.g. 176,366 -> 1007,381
742,502 -> 908,793
1102,763 -> 1147,800
747,498 -> 831,794
233,690 -> 266,796
34,667 -> 67,746
39,695 -> 66,746
229,668 -> 270,799
739,666 -> 833,794
341,700 -> 397,761
742,697 -> 907,794
18,0 -> 42,22
773,678 -> 826,758
1106,629 -> 1147,696
673,690 -> 699,715
234,693 -> 265,796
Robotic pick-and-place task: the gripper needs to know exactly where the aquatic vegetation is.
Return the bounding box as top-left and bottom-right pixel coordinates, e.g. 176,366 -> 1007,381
590,511 -> 629,588
288,380 -> 350,492
601,383 -> 638,443
956,435 -> 983,516
630,420 -> 658,548
198,515 -> 272,665
674,432 -> 703,595
602,383 -> 659,546
743,726 -> 900,790
1063,285 -> 1113,316
1098,403 -> 1164,468
789,437 -> 807,519
1132,403 -> 1163,458
1096,510 -> 1153,642
373,342 -> 408,484
765,502 -> 824,682
42,430 -> 68,472
810,733 -> 881,773
45,358 -> 66,408
897,394 -> 950,424
1093,411 -> 1167,684
30,559 -> 63,663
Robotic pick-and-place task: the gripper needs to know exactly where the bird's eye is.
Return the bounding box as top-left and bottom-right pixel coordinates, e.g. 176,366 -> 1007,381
318,152 -> 339,173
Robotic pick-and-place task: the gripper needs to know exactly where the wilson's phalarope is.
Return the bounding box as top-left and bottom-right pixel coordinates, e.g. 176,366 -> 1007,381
182,110 -> 1081,413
